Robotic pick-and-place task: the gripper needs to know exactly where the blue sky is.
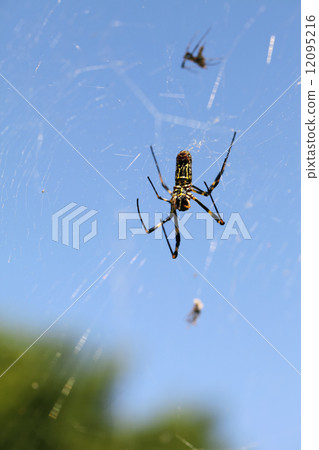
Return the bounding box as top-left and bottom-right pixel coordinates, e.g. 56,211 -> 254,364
0,1 -> 300,448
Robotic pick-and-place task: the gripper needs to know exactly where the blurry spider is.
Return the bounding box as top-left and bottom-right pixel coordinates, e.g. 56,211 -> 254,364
187,299 -> 204,325
136,131 -> 236,259
181,27 -> 222,69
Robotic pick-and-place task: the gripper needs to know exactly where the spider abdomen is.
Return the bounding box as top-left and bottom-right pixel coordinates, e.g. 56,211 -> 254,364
175,150 -> 192,186
173,186 -> 191,211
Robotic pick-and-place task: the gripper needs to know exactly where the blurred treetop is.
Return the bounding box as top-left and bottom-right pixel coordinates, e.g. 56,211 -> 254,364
0,331 -> 226,450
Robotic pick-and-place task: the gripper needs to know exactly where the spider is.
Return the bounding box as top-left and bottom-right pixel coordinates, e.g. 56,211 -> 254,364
181,27 -> 222,69
187,299 -> 204,325
136,131 -> 236,259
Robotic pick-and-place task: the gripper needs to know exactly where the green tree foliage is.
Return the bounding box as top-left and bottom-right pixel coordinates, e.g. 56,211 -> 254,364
0,331 -> 226,449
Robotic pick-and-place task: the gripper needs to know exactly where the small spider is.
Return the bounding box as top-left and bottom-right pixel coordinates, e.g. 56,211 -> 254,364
187,299 -> 204,325
136,132 -> 236,259
181,27 -> 222,69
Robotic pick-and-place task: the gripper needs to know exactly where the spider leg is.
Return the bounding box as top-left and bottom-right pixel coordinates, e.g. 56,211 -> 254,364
206,56 -> 223,61
203,181 -> 224,222
172,212 -> 181,258
191,185 -> 206,195
136,199 -> 173,234
185,33 -> 196,52
192,27 -> 211,54
150,146 -> 172,194
162,223 -> 174,258
181,37 -> 193,68
147,177 -> 171,202
191,184 -> 222,219
206,61 -> 222,67
204,131 -> 236,194
190,194 -> 224,225
206,56 -> 223,65
162,210 -> 180,259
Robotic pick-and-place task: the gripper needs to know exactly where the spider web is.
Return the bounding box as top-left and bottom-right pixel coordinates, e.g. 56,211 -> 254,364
0,1 -> 300,448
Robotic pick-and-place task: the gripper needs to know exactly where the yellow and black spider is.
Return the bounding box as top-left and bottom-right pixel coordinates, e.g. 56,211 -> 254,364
181,27 -> 222,69
136,132 -> 236,259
